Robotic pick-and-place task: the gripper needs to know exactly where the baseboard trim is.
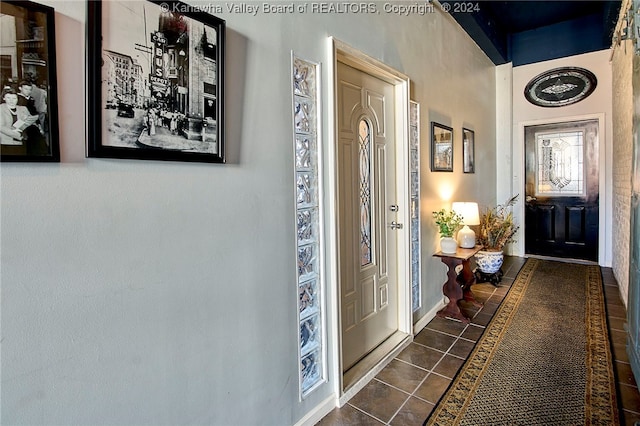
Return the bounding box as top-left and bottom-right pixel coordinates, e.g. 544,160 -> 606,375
413,298 -> 446,335
294,394 -> 336,426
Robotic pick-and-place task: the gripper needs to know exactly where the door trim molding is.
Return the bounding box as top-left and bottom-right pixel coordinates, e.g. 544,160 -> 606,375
515,113 -> 607,266
326,37 -> 411,400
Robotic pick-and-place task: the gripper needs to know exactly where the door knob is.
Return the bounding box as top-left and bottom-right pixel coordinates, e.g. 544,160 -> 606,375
390,204 -> 399,212
390,221 -> 403,230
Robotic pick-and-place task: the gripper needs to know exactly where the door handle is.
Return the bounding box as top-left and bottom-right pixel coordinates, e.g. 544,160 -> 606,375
525,195 -> 537,202
390,221 -> 403,230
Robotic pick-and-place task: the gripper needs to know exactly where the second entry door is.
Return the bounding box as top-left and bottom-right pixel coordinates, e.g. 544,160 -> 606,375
337,61 -> 399,372
524,119 -> 599,261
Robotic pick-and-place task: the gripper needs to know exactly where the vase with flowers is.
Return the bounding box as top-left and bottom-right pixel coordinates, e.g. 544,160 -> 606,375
475,195 -> 519,277
433,208 -> 463,254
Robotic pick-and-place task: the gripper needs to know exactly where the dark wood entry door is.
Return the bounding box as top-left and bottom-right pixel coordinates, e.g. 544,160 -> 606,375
524,119 -> 599,261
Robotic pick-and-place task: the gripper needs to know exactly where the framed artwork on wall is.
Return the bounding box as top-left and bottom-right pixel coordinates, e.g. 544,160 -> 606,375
431,122 -> 453,172
0,0 -> 60,162
87,0 -> 225,163
462,127 -> 475,173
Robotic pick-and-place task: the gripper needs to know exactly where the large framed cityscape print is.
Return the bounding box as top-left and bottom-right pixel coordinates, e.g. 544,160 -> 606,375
0,0 -> 60,162
87,0 -> 225,163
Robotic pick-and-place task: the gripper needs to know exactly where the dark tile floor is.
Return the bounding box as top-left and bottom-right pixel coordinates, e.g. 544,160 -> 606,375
317,257 -> 640,425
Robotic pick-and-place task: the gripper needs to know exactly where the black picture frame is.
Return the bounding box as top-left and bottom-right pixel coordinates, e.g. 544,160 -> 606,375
87,0 -> 225,163
462,127 -> 475,173
0,0 -> 60,162
431,122 -> 453,172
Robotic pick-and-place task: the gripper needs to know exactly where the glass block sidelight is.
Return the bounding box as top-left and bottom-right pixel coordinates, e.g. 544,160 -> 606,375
409,101 -> 421,312
292,54 -> 325,397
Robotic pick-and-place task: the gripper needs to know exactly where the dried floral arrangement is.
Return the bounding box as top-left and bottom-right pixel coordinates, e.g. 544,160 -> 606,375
477,195 -> 519,251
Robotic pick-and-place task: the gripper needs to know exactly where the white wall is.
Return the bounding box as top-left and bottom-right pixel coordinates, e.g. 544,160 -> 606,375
508,50 -> 614,266
0,1 -> 497,424
612,38 -> 634,307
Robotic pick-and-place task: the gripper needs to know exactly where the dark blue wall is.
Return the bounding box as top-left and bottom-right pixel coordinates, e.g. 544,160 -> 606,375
511,14 -> 606,66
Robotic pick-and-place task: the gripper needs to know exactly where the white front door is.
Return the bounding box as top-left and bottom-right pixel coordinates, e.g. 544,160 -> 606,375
337,60 -> 399,371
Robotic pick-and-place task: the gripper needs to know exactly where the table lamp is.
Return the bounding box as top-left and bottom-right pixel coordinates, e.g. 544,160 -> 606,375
452,202 -> 480,248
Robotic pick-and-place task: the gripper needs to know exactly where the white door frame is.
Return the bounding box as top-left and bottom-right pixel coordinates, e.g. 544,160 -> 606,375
326,37 -> 412,402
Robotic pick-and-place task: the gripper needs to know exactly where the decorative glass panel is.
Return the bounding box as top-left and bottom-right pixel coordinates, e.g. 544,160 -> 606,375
409,101 -> 421,312
301,350 -> 321,392
296,172 -> 314,208
293,58 -> 315,98
295,135 -> 313,170
300,314 -> 320,354
298,244 -> 316,279
359,119 -> 372,266
292,55 -> 324,397
297,208 -> 316,245
536,130 -> 584,196
295,97 -> 314,134
299,278 -> 318,319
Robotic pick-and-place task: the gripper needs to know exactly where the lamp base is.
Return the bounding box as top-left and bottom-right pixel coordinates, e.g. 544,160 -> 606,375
457,225 -> 476,248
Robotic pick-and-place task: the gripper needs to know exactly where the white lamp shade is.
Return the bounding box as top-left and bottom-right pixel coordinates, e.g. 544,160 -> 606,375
451,202 -> 480,225
452,202 -> 480,248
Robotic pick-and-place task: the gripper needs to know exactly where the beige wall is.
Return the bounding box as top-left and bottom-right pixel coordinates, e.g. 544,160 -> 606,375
612,39 -> 635,307
412,9 -> 497,326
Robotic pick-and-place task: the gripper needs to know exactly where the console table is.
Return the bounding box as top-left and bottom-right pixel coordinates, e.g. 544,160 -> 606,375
433,246 -> 483,323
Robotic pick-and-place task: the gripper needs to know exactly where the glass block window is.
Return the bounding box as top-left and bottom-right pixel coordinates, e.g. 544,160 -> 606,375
409,101 -> 421,312
359,119 -> 373,266
292,55 -> 325,398
536,130 -> 585,196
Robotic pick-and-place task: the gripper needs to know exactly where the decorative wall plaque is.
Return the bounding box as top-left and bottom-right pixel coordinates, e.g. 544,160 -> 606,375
524,67 -> 597,108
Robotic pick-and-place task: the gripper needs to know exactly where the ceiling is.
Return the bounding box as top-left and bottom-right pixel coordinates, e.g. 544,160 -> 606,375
440,0 -> 623,66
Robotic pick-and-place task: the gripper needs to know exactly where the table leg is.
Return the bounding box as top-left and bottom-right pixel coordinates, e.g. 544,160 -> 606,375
458,260 -> 483,308
436,257 -> 470,323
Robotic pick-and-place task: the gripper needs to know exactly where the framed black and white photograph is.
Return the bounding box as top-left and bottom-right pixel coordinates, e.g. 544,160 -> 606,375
87,0 -> 225,163
431,122 -> 453,172
462,127 -> 475,173
0,0 -> 59,162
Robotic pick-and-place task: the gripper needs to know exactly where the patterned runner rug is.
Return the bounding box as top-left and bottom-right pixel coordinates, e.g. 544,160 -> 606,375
425,258 -> 619,425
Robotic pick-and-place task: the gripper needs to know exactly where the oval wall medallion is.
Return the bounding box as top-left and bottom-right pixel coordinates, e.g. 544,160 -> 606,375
524,67 -> 597,108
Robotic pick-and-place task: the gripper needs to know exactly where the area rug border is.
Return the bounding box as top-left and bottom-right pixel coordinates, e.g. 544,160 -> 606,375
585,264 -> 620,425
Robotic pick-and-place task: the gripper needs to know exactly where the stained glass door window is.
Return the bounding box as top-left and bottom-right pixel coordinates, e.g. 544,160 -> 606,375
535,130 -> 585,196
359,119 -> 372,266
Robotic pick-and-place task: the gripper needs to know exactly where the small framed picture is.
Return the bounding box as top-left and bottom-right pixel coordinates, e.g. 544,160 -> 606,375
462,127 -> 475,173
1,0 -> 60,162
431,122 -> 453,172
87,0 -> 225,163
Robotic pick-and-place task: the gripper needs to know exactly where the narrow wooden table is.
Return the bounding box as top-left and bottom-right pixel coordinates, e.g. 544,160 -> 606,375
433,246 -> 483,323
